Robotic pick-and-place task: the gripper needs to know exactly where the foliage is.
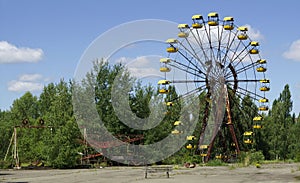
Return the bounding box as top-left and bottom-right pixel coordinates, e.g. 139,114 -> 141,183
0,160 -> 12,169
1,61 -> 300,169
239,151 -> 265,166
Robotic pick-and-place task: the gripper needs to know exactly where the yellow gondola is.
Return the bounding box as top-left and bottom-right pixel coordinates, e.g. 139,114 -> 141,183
186,136 -> 196,141
166,102 -> 173,106
259,106 -> 269,111
259,98 -> 269,103
249,49 -> 259,54
243,131 -> 253,136
174,121 -> 182,126
207,12 -> 219,26
257,66 -> 267,72
260,79 -> 270,83
260,86 -> 270,91
186,144 -> 193,149
249,41 -> 259,54
160,67 -> 171,72
237,26 -> 248,40
166,39 -> 178,44
253,116 -> 263,121
166,39 -> 178,53
160,58 -> 171,63
215,154 -> 222,159
244,139 -> 253,144
158,80 -> 170,94
166,47 -> 178,53
199,145 -> 208,157
253,124 -> 262,129
257,59 -> 267,64
158,80 -> 170,85
178,24 -> 189,38
178,32 -> 189,38
192,14 -> 203,28
243,131 -> 254,144
178,24 -> 189,29
158,88 -> 168,94
171,129 -> 182,134
223,17 -> 234,30
199,145 -> 208,149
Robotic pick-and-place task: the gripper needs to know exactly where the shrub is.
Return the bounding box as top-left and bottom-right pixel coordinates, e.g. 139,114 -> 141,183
295,153 -> 300,162
239,151 -> 265,166
250,151 -> 265,164
0,160 -> 12,169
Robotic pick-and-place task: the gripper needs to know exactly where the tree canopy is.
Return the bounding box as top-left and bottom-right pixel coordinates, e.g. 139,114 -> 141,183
1,61 -> 299,168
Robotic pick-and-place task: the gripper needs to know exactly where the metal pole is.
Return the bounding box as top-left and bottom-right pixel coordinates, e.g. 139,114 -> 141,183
13,127 -> 20,168
4,130 -> 14,161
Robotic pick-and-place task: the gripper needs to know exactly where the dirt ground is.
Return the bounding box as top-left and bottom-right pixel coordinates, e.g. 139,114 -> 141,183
1,163 -> 300,183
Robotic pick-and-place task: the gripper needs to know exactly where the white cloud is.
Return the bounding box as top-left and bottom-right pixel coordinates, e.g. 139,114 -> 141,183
8,74 -> 47,92
283,39 -> 300,61
19,74 -> 43,82
243,24 -> 264,41
0,41 -> 44,63
8,81 -> 43,92
124,56 -> 163,78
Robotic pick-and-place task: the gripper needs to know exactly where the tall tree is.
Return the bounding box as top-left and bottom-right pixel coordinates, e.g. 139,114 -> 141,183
265,84 -> 293,160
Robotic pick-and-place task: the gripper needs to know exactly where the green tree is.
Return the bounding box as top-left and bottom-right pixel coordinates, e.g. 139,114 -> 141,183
9,92 -> 40,163
264,84 -> 293,160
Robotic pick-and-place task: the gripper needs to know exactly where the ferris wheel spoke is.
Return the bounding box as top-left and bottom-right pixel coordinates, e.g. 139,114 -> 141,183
171,80 -> 206,83
227,79 -> 260,83
177,50 -> 206,76
233,60 -> 262,76
227,90 -> 261,126
168,84 -> 207,102
234,89 -> 258,101
216,24 -> 226,63
229,43 -> 251,65
203,24 -> 218,63
180,37 -> 207,69
190,29 -> 210,62
225,57 -> 256,79
168,62 -> 206,79
225,64 -> 257,79
230,45 -> 257,70
235,86 -> 264,100
220,30 -> 239,66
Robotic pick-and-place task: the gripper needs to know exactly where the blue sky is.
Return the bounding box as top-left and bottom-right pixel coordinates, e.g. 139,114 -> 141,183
1,0 -> 300,114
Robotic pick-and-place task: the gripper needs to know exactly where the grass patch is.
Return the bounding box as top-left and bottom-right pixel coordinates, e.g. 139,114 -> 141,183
228,165 -> 236,170
294,175 -> 300,180
206,159 -> 227,166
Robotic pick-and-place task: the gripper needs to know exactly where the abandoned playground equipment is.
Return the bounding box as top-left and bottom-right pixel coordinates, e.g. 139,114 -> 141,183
4,119 -> 144,168
4,118 -> 52,169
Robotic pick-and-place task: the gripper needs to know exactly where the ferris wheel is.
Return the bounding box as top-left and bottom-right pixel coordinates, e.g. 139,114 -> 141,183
158,12 -> 270,161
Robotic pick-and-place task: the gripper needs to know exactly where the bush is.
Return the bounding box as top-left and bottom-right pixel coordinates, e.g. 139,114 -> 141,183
0,160 -> 12,169
295,153 -> 300,162
250,151 -> 265,164
239,151 -> 265,166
